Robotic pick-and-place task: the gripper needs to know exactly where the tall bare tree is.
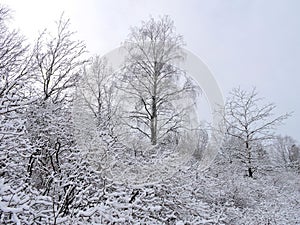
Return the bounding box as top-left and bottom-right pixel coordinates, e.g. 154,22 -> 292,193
223,87 -> 290,177
121,16 -> 197,145
77,56 -> 117,130
0,6 -> 34,115
34,14 -> 87,103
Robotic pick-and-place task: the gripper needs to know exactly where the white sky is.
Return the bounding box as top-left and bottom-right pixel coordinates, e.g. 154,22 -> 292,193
2,0 -> 300,141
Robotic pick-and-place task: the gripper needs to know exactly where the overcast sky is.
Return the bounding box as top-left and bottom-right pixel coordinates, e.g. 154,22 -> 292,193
2,0 -> 300,141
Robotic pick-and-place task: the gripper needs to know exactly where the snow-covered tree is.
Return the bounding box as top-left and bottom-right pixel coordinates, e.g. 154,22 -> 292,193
120,16 -> 197,145
34,14 -> 87,103
0,6 -> 35,116
76,56 -> 119,138
222,87 -> 290,177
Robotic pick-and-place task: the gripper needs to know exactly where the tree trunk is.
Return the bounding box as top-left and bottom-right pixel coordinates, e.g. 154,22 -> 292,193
150,62 -> 158,145
246,140 -> 253,177
248,167 -> 253,178
150,96 -> 157,145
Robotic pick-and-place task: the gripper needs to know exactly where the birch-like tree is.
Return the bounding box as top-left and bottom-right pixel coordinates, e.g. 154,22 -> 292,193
121,16 -> 196,145
223,87 -> 290,177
